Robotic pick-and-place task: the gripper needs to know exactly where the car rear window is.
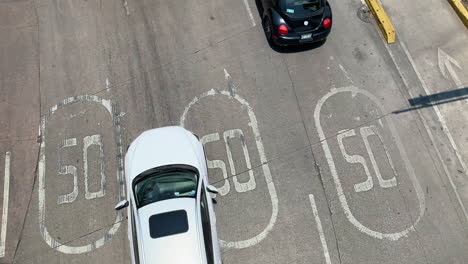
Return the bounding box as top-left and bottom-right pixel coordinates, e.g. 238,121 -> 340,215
149,210 -> 189,238
281,0 -> 322,14
134,169 -> 198,208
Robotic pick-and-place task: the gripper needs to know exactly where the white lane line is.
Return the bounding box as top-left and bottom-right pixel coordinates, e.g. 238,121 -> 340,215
383,40 -> 468,222
309,194 -> 331,264
0,152 -> 11,258
401,42 -> 468,177
338,64 -> 354,85
242,0 -> 256,27
400,42 -> 468,222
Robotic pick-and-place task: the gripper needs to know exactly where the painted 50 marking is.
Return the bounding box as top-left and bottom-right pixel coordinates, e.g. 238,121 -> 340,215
38,95 -> 125,254
201,128 -> 256,196
180,89 -> 278,249
314,86 -> 425,240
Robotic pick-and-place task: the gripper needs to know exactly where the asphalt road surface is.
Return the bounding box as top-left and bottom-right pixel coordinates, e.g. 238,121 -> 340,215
1,0 -> 468,263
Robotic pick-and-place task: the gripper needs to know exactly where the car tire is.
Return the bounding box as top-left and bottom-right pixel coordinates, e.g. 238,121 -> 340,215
262,17 -> 272,42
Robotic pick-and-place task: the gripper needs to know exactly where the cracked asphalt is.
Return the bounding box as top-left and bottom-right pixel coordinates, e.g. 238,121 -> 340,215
1,0 -> 468,263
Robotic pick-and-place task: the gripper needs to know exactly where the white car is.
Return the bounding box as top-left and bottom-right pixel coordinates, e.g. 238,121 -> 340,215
115,126 -> 222,264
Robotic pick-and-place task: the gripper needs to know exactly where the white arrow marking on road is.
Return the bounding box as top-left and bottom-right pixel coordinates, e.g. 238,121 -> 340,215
438,48 -> 462,87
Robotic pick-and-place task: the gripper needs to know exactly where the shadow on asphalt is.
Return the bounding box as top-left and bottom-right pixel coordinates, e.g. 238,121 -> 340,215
254,0 -> 327,53
393,86 -> 468,114
267,39 -> 327,53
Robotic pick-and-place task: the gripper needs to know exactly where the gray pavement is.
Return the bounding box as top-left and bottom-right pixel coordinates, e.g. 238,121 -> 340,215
1,0 -> 467,263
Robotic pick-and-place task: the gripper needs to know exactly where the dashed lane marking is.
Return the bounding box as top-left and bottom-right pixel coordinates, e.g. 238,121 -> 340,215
0,152 -> 11,258
309,194 -> 332,264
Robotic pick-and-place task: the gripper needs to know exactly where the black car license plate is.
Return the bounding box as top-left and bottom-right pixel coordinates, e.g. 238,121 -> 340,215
301,33 -> 312,40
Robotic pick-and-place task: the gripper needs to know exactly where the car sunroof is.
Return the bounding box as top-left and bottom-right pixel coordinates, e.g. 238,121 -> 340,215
149,210 -> 189,238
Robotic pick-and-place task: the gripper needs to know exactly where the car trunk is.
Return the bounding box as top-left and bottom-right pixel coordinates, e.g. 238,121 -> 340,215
283,9 -> 324,32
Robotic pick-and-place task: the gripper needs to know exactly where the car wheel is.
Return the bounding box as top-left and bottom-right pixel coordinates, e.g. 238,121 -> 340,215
262,17 -> 272,41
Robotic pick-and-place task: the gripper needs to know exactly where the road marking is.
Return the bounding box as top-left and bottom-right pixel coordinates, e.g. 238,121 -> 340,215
57,138 -> 78,204
309,194 -> 331,264
202,133 -> 230,196
83,135 -> 106,200
0,152 -> 11,258
338,64 -> 354,85
242,0 -> 256,27
395,42 -> 468,222
223,129 -> 256,193
180,87 -> 278,249
403,44 -> 467,177
38,95 -> 125,254
105,78 -> 110,92
314,86 -> 425,240
123,0 -> 130,15
224,68 -> 237,96
360,126 -> 397,189
337,129 -> 374,192
438,48 -> 463,87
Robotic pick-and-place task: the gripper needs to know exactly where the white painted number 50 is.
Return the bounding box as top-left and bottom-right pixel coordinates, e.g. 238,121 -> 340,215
337,125 -> 397,193
202,128 -> 256,196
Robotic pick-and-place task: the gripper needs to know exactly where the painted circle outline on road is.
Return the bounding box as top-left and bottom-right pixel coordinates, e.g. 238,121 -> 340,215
314,86 -> 425,240
38,95 -> 125,254
180,89 -> 279,249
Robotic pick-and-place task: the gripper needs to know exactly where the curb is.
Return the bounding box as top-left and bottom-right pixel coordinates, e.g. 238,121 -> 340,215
365,0 -> 396,43
448,0 -> 468,28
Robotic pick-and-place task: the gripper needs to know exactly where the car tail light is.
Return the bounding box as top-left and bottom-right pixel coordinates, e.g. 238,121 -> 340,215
323,18 -> 331,29
278,25 -> 289,35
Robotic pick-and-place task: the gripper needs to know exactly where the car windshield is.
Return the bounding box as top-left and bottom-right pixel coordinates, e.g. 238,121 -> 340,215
134,169 -> 198,208
281,0 -> 321,14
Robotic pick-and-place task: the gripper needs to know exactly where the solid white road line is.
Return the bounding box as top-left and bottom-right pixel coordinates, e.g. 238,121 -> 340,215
243,0 -> 256,27
400,42 -> 468,178
399,42 -> 468,222
383,40 -> 468,222
0,152 -> 11,258
309,194 -> 332,264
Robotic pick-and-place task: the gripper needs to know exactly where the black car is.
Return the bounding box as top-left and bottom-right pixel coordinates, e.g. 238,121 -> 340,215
260,0 -> 332,46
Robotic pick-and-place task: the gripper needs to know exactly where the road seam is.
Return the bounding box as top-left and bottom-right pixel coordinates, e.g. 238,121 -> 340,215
13,2 -> 42,261
280,56 -> 343,264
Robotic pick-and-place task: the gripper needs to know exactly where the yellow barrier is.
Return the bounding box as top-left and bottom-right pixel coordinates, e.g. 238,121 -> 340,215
365,0 -> 396,43
448,0 -> 468,28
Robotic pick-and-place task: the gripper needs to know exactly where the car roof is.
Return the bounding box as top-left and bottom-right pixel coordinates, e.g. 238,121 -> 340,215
137,198 -> 204,264
125,126 -> 203,182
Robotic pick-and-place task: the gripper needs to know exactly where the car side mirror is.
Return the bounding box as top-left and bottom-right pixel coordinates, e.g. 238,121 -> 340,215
207,185 -> 219,194
115,200 -> 129,210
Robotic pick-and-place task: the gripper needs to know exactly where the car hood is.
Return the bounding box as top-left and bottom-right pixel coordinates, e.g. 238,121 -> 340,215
125,126 -> 203,181
137,198 -> 203,264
